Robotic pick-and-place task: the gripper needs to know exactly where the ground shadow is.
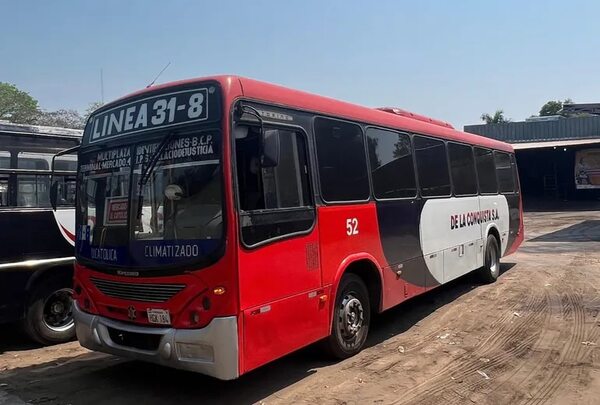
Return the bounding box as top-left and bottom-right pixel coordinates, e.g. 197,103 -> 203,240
0,323 -> 42,354
530,220 -> 600,242
0,263 -> 516,405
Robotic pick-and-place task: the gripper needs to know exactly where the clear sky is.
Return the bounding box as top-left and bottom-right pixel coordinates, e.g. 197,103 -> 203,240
1,0 -> 599,128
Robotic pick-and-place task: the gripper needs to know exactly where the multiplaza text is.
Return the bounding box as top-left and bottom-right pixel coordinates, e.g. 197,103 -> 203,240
450,209 -> 500,230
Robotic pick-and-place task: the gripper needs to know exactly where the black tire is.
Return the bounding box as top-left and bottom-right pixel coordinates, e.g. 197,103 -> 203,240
325,274 -> 370,359
22,278 -> 75,345
479,234 -> 501,283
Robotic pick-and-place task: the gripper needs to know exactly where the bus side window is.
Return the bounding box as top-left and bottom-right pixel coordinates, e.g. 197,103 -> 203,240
475,147 -> 498,194
366,128 -> 416,199
56,177 -> 77,206
314,117 -> 369,202
494,151 -> 515,194
413,135 -> 451,197
55,158 -> 78,206
0,152 -> 9,207
448,143 -> 477,196
510,153 -> 520,193
0,176 -> 8,207
16,175 -> 51,207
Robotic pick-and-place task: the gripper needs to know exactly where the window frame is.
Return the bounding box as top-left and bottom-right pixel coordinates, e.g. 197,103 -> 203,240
494,150 -> 516,195
232,113 -> 317,249
510,153 -> 520,195
365,126 -> 417,201
412,134 -> 452,199
474,146 -> 499,195
447,141 -> 479,197
313,115 -> 371,205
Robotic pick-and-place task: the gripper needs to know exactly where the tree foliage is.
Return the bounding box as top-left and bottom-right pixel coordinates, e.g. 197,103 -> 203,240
0,82 -> 105,129
480,110 -> 511,124
539,98 -> 573,116
36,109 -> 85,129
0,82 -> 40,124
83,101 -> 104,121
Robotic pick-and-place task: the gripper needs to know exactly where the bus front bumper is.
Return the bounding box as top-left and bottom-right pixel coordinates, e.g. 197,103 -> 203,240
73,302 -> 239,380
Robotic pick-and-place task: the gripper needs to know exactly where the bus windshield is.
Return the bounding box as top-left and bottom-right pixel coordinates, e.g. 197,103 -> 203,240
76,130 -> 223,271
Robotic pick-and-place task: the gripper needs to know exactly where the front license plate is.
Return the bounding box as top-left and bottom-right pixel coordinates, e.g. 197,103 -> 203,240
147,308 -> 171,325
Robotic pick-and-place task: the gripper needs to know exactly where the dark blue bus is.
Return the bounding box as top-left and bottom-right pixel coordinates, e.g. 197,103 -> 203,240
0,122 -> 80,344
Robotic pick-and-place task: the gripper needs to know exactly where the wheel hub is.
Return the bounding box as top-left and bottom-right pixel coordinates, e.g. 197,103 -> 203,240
42,288 -> 74,332
51,301 -> 65,314
339,296 -> 364,339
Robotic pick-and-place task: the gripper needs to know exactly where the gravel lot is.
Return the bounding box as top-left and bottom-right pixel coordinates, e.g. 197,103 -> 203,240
1,210 -> 599,405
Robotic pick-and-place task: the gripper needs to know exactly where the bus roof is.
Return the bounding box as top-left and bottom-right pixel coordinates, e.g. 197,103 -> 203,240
107,75 -> 514,153
0,121 -> 82,139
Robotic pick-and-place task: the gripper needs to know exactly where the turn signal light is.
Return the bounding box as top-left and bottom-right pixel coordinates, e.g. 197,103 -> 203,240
213,286 -> 226,295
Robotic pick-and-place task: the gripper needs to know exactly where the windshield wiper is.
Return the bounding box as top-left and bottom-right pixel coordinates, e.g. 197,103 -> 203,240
136,131 -> 177,220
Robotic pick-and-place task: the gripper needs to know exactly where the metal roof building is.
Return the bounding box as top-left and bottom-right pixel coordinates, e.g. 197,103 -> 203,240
464,116 -> 600,205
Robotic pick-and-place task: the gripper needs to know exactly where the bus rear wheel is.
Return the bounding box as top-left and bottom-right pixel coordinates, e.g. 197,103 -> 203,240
22,279 -> 75,345
479,234 -> 501,283
326,274 -> 370,359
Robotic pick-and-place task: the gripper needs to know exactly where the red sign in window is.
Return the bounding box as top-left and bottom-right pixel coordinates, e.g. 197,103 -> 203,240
104,197 -> 128,226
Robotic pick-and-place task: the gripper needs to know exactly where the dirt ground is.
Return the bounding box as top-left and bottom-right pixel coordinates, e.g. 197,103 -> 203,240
1,210 -> 599,405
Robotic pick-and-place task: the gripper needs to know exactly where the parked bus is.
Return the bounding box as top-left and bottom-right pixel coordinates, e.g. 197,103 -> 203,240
0,122 -> 80,344
70,76 -> 523,379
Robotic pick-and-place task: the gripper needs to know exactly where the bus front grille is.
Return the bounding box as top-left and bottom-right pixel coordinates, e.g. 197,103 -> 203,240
90,277 -> 186,303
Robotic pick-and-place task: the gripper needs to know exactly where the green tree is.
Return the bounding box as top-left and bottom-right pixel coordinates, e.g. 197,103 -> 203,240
480,110 -> 511,124
0,82 -> 40,124
538,98 -> 573,116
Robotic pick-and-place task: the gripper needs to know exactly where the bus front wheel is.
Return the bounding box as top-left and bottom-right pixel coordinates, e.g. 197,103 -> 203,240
326,274 -> 370,359
22,278 -> 75,345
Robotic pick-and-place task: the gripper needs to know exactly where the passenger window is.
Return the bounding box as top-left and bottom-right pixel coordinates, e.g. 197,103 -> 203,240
413,136 -> 451,197
17,154 -> 49,170
17,175 -> 51,207
510,154 -> 520,193
314,117 -> 369,202
448,143 -> 477,196
55,177 -> 77,206
495,151 -> 515,193
367,128 -> 416,199
235,125 -> 313,246
0,152 -> 9,169
0,176 -> 8,206
55,158 -> 78,172
475,147 -> 498,194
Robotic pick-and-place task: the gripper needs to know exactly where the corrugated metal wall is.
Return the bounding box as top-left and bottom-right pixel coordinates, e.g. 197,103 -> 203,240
464,116 -> 600,143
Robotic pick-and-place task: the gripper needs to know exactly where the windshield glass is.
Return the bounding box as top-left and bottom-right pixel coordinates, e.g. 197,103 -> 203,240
76,130 -> 222,270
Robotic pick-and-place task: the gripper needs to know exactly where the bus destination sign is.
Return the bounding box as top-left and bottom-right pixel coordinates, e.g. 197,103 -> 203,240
85,87 -> 213,144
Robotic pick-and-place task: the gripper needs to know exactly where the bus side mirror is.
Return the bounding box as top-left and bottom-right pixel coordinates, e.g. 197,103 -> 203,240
50,180 -> 58,211
261,129 -> 280,168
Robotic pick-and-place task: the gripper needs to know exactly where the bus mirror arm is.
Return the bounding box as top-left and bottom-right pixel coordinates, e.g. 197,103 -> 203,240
50,182 -> 59,211
50,145 -> 80,212
235,104 -> 280,168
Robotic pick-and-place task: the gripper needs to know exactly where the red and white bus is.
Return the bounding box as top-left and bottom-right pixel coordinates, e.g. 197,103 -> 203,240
71,76 -> 523,380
